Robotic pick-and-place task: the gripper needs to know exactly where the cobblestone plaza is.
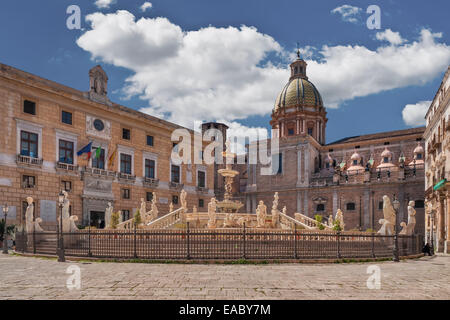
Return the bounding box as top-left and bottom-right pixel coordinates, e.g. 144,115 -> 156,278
1,254 -> 449,300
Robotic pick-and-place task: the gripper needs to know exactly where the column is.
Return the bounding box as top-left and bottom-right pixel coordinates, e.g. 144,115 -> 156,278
302,119 -> 305,134
297,149 -> 302,185
363,189 -> 370,229
304,190 -> 309,216
297,191 -> 301,213
446,192 -> 450,253
332,190 -> 338,216
438,194 -> 445,252
296,118 -> 300,135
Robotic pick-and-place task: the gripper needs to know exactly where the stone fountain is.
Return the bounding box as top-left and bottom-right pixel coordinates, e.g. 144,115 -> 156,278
216,141 -> 244,213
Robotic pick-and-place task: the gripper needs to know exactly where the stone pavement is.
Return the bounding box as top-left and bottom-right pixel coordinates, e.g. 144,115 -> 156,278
0,254 -> 449,300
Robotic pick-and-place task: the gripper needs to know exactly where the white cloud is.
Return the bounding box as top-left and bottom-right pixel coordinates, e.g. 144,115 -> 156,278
308,29 -> 450,108
331,5 -> 362,23
222,121 -> 268,154
140,2 -> 152,12
77,9 -> 450,137
77,10 -> 285,128
402,100 -> 431,127
94,0 -> 116,9
376,29 -> 405,45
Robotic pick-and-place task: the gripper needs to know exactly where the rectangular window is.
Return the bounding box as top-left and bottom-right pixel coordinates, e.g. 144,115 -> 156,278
120,153 -> 132,174
122,210 -> 130,221
92,148 -> 105,169
288,128 -> 294,135
122,128 -> 131,140
145,159 -> 155,179
307,128 -> 313,136
58,139 -> 74,164
277,153 -> 282,174
23,100 -> 36,115
20,130 -> 38,158
198,199 -> 204,208
146,135 -> 154,146
61,111 -> 73,125
61,180 -> 72,192
171,164 -> 180,183
172,195 -> 179,205
378,201 -> 383,210
122,188 -> 130,199
22,175 -> 36,188
197,170 -> 206,188
146,192 -> 153,202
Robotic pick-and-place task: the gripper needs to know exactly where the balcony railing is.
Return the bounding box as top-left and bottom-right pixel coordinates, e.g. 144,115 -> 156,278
83,166 -> 116,179
16,154 -> 43,167
56,162 -> 78,173
118,172 -> 136,183
143,177 -> 159,187
169,181 -> 184,190
196,186 -> 208,193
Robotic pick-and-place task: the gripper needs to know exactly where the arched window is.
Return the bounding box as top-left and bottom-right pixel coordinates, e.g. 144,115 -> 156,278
346,202 -> 356,211
316,204 -> 325,212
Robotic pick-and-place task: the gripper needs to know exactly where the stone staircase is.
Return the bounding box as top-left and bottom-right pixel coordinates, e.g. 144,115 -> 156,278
279,211 -> 333,230
144,207 -> 184,229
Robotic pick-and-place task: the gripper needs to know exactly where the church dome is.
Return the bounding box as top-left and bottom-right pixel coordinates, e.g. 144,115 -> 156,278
274,77 -> 323,111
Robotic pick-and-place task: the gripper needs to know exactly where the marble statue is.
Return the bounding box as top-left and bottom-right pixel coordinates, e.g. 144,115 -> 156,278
105,202 -> 113,229
237,216 -> 249,227
328,214 -> 334,228
118,210 -> 123,224
140,198 -> 147,220
25,196 -> 34,233
400,201 -> 416,235
256,200 -> 267,228
271,193 -> 280,228
207,198 -> 217,229
59,191 -> 78,232
335,209 -> 345,231
149,193 -> 158,222
377,195 -> 396,235
223,213 -> 236,228
34,217 -> 44,232
169,202 -> 174,213
180,189 -> 187,210
192,205 -> 197,214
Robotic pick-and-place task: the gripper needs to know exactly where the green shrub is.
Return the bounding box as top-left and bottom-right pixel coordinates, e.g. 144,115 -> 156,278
332,219 -> 342,232
134,209 -> 142,225
111,211 -> 120,229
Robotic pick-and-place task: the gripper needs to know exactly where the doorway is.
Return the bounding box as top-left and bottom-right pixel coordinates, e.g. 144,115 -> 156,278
90,211 -> 105,229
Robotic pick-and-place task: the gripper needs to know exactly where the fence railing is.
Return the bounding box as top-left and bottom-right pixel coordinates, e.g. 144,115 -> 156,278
14,226 -> 422,261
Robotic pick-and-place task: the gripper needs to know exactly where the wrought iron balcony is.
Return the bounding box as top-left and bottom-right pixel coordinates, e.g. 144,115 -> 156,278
16,154 -> 43,167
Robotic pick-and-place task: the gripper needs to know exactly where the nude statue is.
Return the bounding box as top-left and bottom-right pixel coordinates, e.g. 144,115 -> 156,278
207,198 -> 217,229
377,195 -> 396,235
256,200 -> 267,228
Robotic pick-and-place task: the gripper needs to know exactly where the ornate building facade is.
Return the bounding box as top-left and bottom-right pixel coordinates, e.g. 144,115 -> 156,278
424,66 -> 450,253
0,63 -> 214,229
240,54 -> 426,233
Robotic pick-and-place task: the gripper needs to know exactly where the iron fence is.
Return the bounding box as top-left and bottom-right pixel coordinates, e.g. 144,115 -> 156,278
14,225 -> 422,261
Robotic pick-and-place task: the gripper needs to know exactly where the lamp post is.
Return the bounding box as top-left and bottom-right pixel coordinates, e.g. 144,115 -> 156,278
2,204 -> 9,254
392,197 -> 400,262
429,210 -> 435,255
57,191 -> 65,262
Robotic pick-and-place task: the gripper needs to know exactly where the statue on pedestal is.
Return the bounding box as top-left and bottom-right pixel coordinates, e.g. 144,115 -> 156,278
169,202 -> 174,213
207,198 -> 217,229
328,214 -> 334,228
335,209 -> 345,231
105,202 -> 113,229
400,201 -> 416,235
25,197 -> 34,233
150,192 -> 158,221
271,192 -> 280,228
256,200 -> 267,228
377,195 -> 396,235
58,191 -> 79,232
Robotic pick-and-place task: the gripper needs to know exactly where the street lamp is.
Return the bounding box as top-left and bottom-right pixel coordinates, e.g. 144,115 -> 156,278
57,191 -> 65,262
392,197 -> 400,262
2,204 -> 9,254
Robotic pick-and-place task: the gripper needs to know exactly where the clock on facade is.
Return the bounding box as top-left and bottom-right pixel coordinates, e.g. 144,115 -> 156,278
93,119 -> 104,131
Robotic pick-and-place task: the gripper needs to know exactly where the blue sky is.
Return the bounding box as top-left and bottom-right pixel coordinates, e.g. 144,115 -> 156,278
1,0 -> 449,145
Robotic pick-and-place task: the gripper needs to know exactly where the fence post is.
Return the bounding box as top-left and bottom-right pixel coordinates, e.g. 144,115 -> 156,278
22,227 -> 25,253
133,222 -> 137,259
33,226 -> 36,254
337,231 -> 342,259
371,232 -> 375,258
88,226 -> 92,257
186,222 -> 190,260
242,223 -> 246,260
294,225 -> 297,259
